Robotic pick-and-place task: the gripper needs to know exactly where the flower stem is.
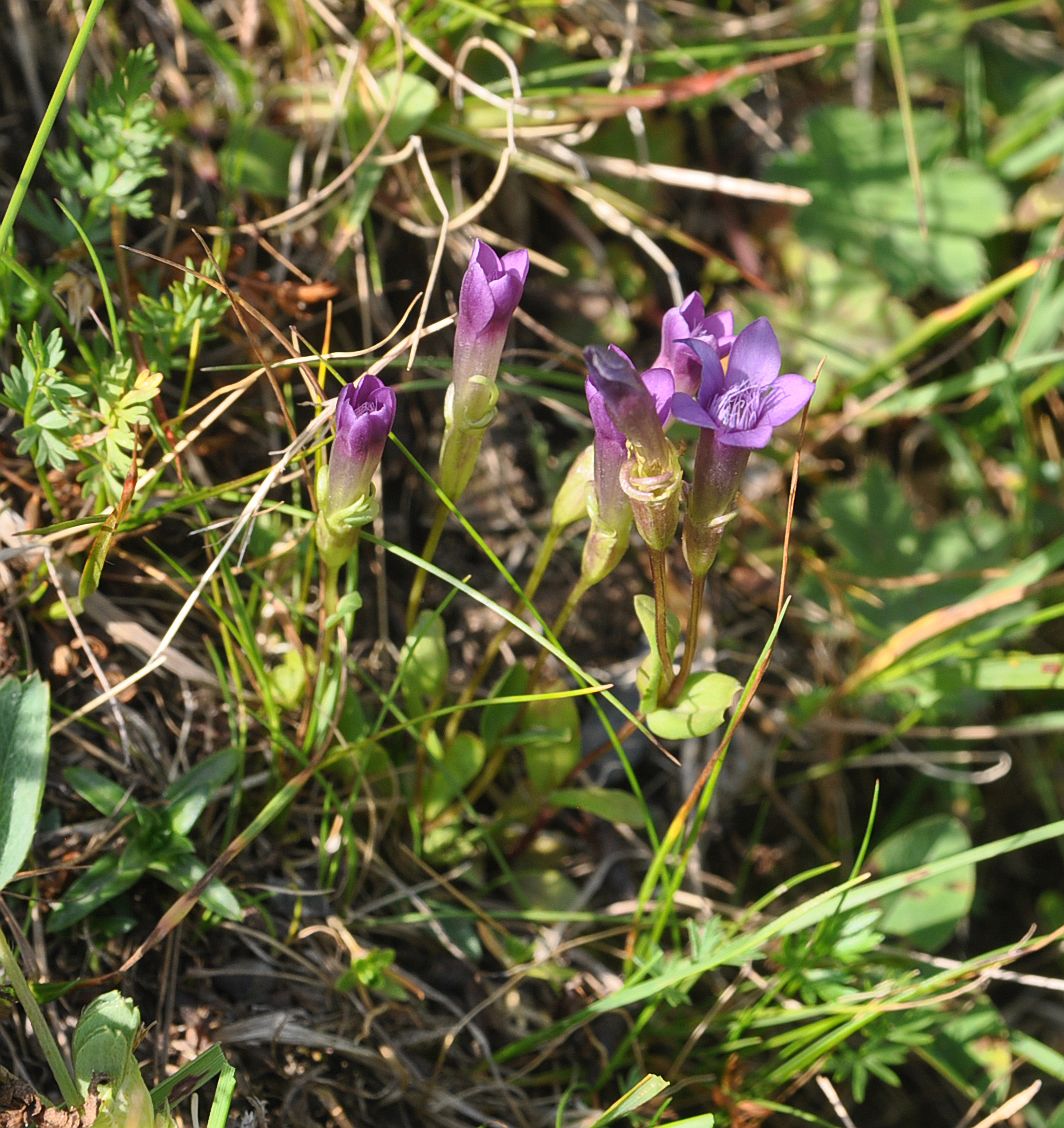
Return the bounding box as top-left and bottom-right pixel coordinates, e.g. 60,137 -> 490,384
648,547 -> 674,698
444,523 -> 561,745
662,571 -> 706,708
0,927 -> 80,1107
405,500 -> 448,633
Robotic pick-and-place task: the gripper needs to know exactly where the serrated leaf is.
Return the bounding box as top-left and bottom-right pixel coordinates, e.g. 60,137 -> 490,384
0,675 -> 50,891
645,672 -> 740,740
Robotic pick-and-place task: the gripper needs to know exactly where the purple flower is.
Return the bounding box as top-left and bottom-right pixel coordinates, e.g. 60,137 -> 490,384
326,374 -> 397,513
670,317 -> 814,449
585,346 -> 675,470
585,346 -> 681,552
452,239 -> 530,402
654,293 -> 735,399
671,317 -> 813,577
585,349 -> 673,537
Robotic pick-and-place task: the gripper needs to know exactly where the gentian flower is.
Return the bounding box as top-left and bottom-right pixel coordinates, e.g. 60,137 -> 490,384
439,239 -> 530,499
585,345 -> 681,553
671,317 -> 814,577
316,374 -> 397,569
654,292 -> 735,399
452,239 -> 530,406
671,317 -> 813,449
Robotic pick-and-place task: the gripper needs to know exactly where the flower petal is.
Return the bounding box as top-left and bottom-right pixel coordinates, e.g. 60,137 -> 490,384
763,374 -> 815,427
715,423 -> 774,449
679,337 -> 726,408
670,391 -> 716,429
728,317 -> 781,387
501,248 -> 530,284
641,366 -> 675,424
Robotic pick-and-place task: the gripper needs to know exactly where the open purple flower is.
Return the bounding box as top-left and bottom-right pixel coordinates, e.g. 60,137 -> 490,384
326,374 -> 397,514
654,293 -> 735,399
452,239 -> 530,403
671,317 -> 813,577
670,318 -> 814,449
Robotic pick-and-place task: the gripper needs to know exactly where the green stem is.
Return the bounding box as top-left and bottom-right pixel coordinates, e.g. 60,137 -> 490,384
443,524 -> 562,744
0,926 -> 81,1106
662,571 -> 706,708
0,0 -> 110,256
405,501 -> 448,633
648,548 -> 674,698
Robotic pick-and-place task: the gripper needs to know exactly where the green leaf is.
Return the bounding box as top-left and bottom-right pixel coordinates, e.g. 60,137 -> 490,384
73,990 -> 141,1090
0,675 -> 49,891
164,748 -> 240,836
549,787 -> 645,827
480,664 -> 529,753
424,732 -> 485,820
645,672 -> 740,740
770,107 -> 1008,298
400,612 -> 449,709
868,814 -> 975,951
219,124 -> 297,199
64,765 -> 128,817
585,1074 -> 669,1128
148,852 -> 243,922
522,693 -> 581,793
47,851 -> 149,932
633,593 -> 681,712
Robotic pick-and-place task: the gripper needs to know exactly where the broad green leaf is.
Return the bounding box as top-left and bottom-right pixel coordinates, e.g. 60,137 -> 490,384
382,71 -> 439,144
522,693 -> 581,793
73,991 -> 158,1123
931,652 -> 1064,693
770,107 -> 1008,298
868,814 -> 974,951
424,732 -> 485,820
549,787 -> 645,827
219,124 -> 296,198
165,748 -> 240,836
400,612 -> 449,709
47,851 -> 150,933
73,990 -> 141,1089
148,852 -> 243,922
0,674 -> 49,891
645,671 -> 739,740
64,765 -> 128,817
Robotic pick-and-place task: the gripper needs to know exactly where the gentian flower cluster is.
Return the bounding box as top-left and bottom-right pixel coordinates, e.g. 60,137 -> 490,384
439,239 -> 529,500
316,374 -> 397,570
581,299 -> 814,583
